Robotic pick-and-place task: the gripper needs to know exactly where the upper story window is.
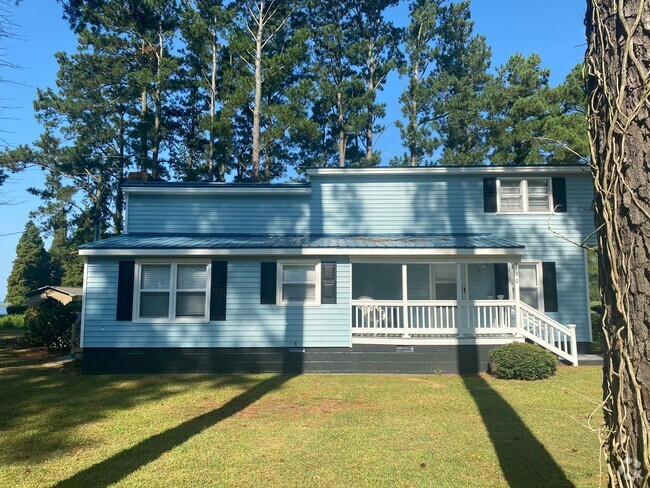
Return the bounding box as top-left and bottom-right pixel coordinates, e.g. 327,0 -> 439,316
135,261 -> 210,322
277,261 -> 321,305
498,178 -> 552,213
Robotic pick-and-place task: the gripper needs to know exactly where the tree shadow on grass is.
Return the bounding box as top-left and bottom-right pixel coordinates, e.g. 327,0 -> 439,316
460,347 -> 574,487
53,373 -> 295,488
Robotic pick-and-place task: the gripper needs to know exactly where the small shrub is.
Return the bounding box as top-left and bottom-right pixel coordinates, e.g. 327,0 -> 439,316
591,310 -> 603,354
6,305 -> 28,315
0,314 -> 25,329
488,342 -> 557,380
24,298 -> 76,350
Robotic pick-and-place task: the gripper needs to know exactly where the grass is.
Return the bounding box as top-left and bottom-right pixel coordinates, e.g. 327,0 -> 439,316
0,339 -> 604,487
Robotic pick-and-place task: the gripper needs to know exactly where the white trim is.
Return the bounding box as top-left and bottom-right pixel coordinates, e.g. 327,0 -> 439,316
584,249 -> 594,343
351,336 -> 525,346
497,177 -> 553,214
519,261 -> 544,311
80,247 -> 525,258
79,258 -> 88,348
133,260 -> 212,324
123,186 -> 311,195
351,255 -> 522,264
124,193 -> 129,234
276,260 -> 321,306
348,259 -> 353,348
307,165 -> 588,177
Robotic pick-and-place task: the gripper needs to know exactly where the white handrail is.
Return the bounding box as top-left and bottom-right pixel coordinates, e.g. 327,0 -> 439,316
518,301 -> 579,365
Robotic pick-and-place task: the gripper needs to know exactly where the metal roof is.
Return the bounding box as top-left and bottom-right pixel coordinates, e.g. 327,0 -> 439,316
122,181 -> 310,188
80,233 -> 524,250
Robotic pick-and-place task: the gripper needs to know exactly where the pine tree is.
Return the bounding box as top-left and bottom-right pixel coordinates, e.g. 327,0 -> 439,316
434,1 -> 491,166
348,0 -> 402,165
60,0 -> 182,180
178,0 -> 231,182
308,0 -> 368,167
48,211 -> 85,287
395,0 -> 442,166
542,63 -> 589,164
229,0 -> 310,181
5,221 -> 51,306
485,53 -> 551,165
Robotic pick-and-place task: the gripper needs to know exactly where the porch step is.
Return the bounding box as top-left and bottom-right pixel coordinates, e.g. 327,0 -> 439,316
576,354 -> 603,366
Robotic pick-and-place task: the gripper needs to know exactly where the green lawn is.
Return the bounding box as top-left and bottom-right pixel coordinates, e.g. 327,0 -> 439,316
0,336 -> 604,487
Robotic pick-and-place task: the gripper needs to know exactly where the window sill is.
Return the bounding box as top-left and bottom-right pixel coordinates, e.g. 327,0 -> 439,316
132,318 -> 211,324
496,211 -> 555,215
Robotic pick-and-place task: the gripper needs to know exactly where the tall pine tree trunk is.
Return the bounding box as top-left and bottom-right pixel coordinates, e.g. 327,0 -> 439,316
114,117 -> 126,234
365,42 -> 376,162
139,40 -> 148,174
208,29 -> 217,182
151,24 -> 164,180
251,1 -> 264,182
337,91 -> 346,167
408,68 -> 419,167
586,1 -> 650,486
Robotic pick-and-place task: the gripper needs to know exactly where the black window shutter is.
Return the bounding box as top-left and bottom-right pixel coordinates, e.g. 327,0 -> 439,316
494,263 -> 509,299
542,262 -> 558,312
210,261 -> 227,321
484,178 -> 498,213
321,262 -> 337,304
260,262 -> 277,304
552,177 -> 567,213
116,261 -> 135,321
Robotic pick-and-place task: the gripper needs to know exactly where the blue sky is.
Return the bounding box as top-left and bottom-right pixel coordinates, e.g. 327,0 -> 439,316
0,1 -> 587,301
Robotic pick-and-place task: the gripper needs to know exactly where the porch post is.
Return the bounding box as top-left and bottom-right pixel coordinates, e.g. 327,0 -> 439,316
513,262 -> 521,335
402,264 -> 410,338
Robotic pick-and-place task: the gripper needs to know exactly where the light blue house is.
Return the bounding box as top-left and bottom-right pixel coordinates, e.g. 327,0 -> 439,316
78,165 -> 595,373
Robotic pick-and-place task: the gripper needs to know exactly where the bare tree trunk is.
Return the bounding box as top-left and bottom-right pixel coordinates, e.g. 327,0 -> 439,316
337,91 -> 346,167
586,1 -> 650,486
151,24 -> 164,180
365,41 -> 375,162
208,24 -> 217,182
251,0 -> 264,182
114,117 -> 126,234
92,171 -> 103,242
139,39 -> 148,174
408,88 -> 418,166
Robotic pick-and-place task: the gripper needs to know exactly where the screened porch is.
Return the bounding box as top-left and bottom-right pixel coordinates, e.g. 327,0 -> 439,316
350,261 -> 521,338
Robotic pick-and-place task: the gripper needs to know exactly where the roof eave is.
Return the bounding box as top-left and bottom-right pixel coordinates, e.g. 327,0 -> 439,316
79,247 -> 525,259
306,165 -> 590,177
122,186 -> 311,195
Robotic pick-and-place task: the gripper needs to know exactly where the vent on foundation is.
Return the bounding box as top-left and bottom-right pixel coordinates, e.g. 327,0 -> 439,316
396,346 -> 414,353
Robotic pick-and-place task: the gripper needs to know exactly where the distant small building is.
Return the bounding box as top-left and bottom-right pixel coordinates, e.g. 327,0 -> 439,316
25,286 -> 83,307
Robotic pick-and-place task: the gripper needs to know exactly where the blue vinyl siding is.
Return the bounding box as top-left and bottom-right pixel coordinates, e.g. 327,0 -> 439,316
83,257 -> 351,348
103,171 -> 594,345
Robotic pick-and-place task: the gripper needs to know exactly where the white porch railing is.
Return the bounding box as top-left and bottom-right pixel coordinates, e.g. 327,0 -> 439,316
518,302 -> 578,365
351,300 -> 517,336
351,299 -> 579,365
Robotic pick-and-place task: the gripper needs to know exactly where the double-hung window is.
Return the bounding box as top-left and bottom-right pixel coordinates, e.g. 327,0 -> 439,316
278,261 -> 320,305
136,261 -> 210,322
498,178 -> 552,213
431,263 -> 458,300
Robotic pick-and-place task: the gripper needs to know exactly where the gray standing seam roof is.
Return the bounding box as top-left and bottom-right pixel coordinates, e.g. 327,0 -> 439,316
122,181 -> 310,188
80,233 -> 524,250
